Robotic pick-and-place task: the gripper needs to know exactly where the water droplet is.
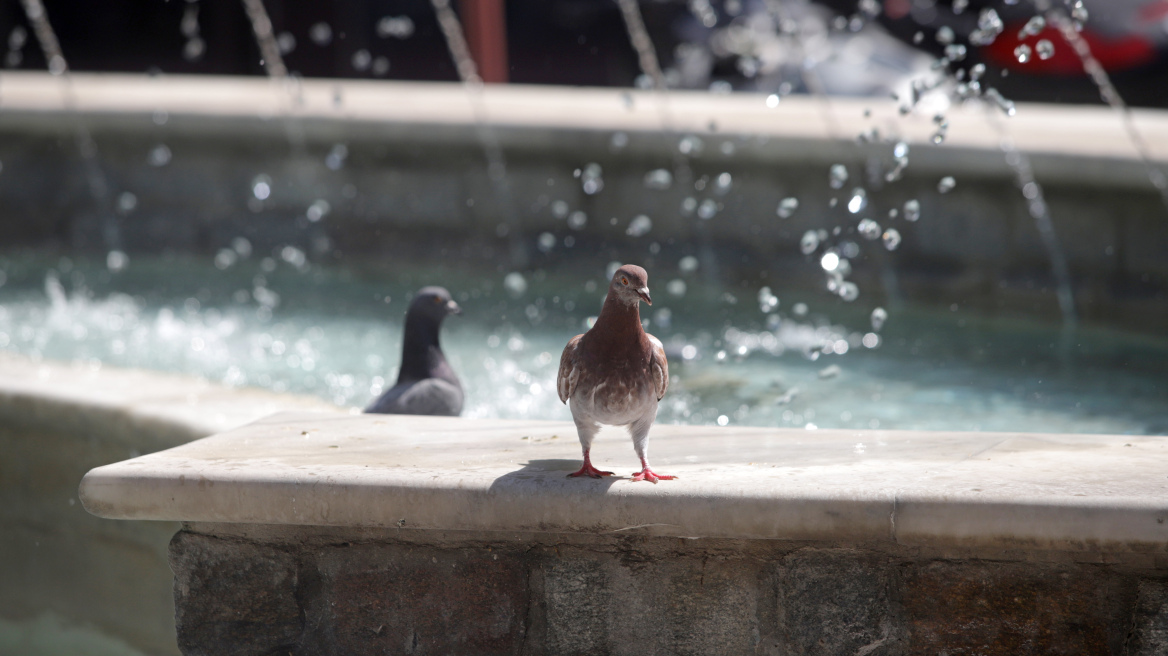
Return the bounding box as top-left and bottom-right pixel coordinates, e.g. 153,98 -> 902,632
643,169 -> 672,191
306,199 -> 331,222
952,0 -> 968,14
252,175 -> 272,200
106,250 -> 129,272
932,130 -> 946,145
758,286 -> 779,312
838,281 -> 859,302
697,199 -> 719,220
626,214 -> 653,237
679,255 -> 699,273
581,163 -> 604,195
800,230 -> 820,255
714,172 -> 732,196
935,26 -> 955,45
148,144 -> 172,167
680,197 -> 698,216
567,211 -> 587,230
870,307 -> 887,330
182,37 -> 205,62
610,132 -> 629,151
944,44 -> 967,61
893,141 -> 909,160
678,135 -> 704,156
1036,39 -> 1055,60
1020,15 -> 1045,38
551,200 -> 569,219
325,144 -> 348,170
214,248 -> 237,270
970,63 -> 986,80
970,8 -> 1004,45
277,32 -> 296,54
862,332 -> 880,348
847,188 -> 867,214
857,218 -> 881,240
904,199 -> 921,222
765,93 -> 780,108
309,22 -> 333,46
937,176 -> 956,194
1071,0 -> 1088,23
666,279 -> 688,297
232,237 -> 252,257
376,15 -> 415,39
1014,44 -> 1032,64
777,197 -> 799,218
536,232 -> 556,253
503,272 -> 527,297
882,228 -> 902,251
829,164 -> 848,189
116,191 -> 138,214
820,252 -> 840,272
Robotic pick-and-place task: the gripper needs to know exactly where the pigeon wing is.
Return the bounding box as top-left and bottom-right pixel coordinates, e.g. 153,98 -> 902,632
367,378 -> 463,416
390,378 -> 464,416
648,333 -> 669,401
557,334 -> 584,404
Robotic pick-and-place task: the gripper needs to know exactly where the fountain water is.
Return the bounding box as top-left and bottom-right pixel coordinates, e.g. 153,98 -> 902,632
17,0 -> 123,269
1039,1 -> 1168,215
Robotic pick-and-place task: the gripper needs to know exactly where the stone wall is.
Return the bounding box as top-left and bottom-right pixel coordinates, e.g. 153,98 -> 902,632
171,523 -> 1168,656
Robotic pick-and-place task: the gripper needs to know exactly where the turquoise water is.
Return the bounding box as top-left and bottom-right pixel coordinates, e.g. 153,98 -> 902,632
1,250 -> 1166,435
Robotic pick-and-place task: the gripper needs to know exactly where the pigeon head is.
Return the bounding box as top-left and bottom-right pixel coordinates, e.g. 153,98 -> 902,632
408,286 -> 461,322
608,264 -> 651,306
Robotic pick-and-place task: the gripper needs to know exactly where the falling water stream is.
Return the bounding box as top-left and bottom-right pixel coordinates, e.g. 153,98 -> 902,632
17,0 -> 123,267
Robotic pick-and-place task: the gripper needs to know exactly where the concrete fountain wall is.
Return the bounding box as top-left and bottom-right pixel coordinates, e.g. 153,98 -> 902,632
0,354 -> 333,655
78,410 -> 1168,656
1,72 -> 1166,331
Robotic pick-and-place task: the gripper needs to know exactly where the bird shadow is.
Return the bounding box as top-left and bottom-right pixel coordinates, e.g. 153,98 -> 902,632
488,458 -> 624,493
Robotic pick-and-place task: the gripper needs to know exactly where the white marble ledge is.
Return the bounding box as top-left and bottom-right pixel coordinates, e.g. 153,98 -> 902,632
2,72 -> 1167,166
79,411 -> 1168,551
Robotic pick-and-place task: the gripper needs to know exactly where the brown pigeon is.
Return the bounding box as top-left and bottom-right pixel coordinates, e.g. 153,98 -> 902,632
557,264 -> 675,482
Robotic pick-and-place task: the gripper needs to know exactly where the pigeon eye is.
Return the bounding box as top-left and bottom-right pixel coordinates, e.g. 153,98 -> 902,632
433,296 -> 442,305
621,277 -> 628,286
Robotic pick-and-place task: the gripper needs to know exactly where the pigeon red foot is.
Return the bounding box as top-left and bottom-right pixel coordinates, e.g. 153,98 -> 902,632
630,458 -> 677,483
557,264 -> 676,484
567,449 -> 614,478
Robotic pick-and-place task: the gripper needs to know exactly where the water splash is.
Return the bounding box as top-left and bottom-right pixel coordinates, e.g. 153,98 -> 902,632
429,0 -> 523,260
19,0 -> 120,259
1037,4 -> 1168,215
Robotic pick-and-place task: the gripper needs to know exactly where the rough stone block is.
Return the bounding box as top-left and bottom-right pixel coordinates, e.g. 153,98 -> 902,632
901,561 -> 1118,655
1130,579 -> 1168,656
312,544 -> 528,656
771,548 -> 899,656
540,546 -> 762,656
170,531 -> 301,656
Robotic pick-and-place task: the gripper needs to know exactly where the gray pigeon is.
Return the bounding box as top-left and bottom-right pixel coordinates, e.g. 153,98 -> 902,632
557,264 -> 674,482
366,286 -> 464,416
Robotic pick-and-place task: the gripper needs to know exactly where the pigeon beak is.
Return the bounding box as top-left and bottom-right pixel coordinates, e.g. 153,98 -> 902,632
637,287 -> 652,306
447,300 -> 462,316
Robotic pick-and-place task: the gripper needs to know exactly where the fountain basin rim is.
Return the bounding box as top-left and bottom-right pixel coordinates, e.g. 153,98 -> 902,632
79,408 -> 1168,552
2,71 -> 1166,187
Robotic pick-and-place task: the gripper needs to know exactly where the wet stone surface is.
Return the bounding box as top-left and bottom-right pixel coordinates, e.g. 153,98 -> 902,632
169,526 -> 1168,656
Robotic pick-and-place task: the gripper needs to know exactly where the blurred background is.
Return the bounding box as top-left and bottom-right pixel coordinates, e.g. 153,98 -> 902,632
2,0 -> 1168,104
1,2 -> 1168,654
